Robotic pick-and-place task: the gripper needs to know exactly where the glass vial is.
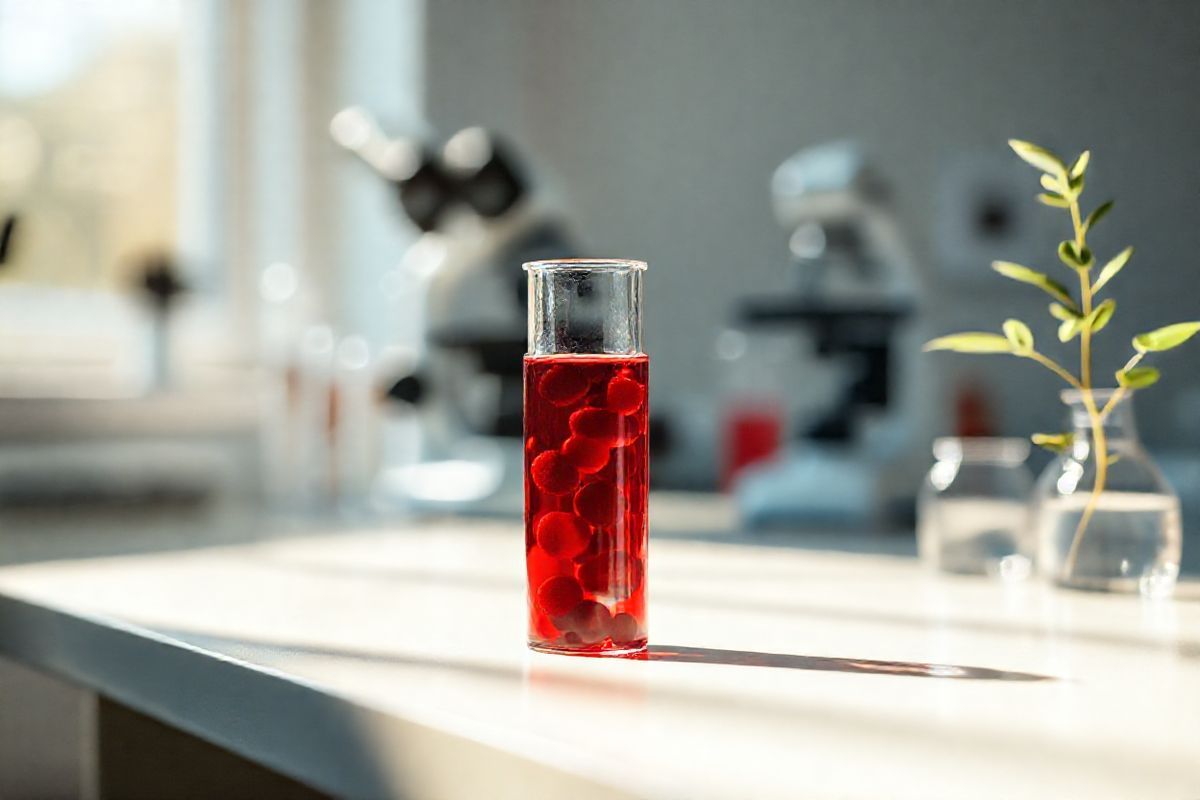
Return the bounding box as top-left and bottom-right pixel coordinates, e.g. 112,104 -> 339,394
917,437 -> 1035,579
523,259 -> 648,655
1033,390 -> 1181,597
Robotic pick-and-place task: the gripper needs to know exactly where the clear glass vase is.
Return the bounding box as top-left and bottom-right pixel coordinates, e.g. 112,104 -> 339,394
1033,389 -> 1182,597
917,437 -> 1035,578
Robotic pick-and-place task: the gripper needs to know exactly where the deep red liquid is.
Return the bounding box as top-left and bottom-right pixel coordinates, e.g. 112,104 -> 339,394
524,354 -> 648,654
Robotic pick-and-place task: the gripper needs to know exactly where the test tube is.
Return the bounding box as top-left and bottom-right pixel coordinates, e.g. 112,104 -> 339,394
523,259 -> 648,655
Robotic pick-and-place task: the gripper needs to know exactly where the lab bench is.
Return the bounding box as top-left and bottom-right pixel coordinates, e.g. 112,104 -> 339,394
0,496 -> 1196,799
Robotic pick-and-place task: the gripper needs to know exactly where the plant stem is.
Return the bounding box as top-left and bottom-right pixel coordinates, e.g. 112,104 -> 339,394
1064,390 -> 1108,575
1062,188 -> 1106,580
1078,273 -> 1093,389
1027,351 -> 1083,390
1070,200 -> 1092,388
1099,389 -> 1126,421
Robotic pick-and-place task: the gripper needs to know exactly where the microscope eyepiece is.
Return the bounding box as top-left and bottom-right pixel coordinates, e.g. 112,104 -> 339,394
442,127 -> 526,219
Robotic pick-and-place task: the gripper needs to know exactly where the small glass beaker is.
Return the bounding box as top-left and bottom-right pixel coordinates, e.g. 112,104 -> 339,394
523,259 -> 648,655
917,437 -> 1035,578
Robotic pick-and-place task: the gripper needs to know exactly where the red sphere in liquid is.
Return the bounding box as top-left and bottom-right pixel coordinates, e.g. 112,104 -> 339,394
610,612 -> 641,644
535,512 -> 591,559
538,366 -> 590,406
606,375 -> 644,415
561,435 -> 610,473
574,479 -> 624,527
570,407 -> 638,445
537,575 -> 583,617
556,600 -> 612,644
526,545 -> 575,583
530,451 -> 579,495
578,552 -> 643,595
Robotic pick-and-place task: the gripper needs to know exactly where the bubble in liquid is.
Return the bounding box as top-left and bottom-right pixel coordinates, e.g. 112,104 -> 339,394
530,451 -> 579,495
536,512 -> 591,559
561,435 -> 610,473
537,575 -> 584,617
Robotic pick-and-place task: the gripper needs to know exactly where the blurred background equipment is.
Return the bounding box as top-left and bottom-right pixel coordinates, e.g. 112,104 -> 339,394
0,0 -> 1190,566
131,251 -> 187,392
728,142 -> 920,529
0,213 -> 17,265
332,109 -> 583,513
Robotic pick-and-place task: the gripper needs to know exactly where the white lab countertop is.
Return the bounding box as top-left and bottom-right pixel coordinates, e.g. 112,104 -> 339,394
0,497 -> 1197,799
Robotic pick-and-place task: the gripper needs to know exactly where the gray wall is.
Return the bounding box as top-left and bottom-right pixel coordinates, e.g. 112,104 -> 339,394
424,0 -> 1200,451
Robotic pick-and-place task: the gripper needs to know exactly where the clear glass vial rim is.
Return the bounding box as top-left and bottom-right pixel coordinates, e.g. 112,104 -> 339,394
1060,387 -> 1123,404
523,258 -> 647,273
933,436 -> 1030,464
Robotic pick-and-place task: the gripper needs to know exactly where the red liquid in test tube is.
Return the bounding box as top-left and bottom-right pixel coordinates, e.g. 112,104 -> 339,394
525,355 -> 648,653
523,260 -> 648,655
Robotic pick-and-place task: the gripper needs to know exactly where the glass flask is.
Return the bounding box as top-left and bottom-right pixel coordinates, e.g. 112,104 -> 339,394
917,437 -> 1035,578
1034,389 -> 1181,597
523,259 -> 648,655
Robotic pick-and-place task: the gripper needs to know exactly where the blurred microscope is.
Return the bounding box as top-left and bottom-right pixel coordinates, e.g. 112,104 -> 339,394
0,212 -> 258,517
329,109 -> 579,514
725,141 -> 924,529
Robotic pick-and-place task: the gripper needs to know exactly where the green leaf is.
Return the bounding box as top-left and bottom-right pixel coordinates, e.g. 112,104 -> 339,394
1092,246 -> 1133,293
1068,174 -> 1085,194
923,332 -> 1014,354
1049,302 -> 1081,322
1032,432 -> 1074,454
1070,150 -> 1091,179
1003,319 -> 1034,354
991,261 -> 1076,308
1083,200 -> 1113,233
1057,240 -> 1093,270
1058,317 -> 1083,342
1009,139 -> 1067,176
1086,298 -> 1116,334
1133,321 -> 1200,352
1116,365 -> 1161,389
1038,192 -> 1071,209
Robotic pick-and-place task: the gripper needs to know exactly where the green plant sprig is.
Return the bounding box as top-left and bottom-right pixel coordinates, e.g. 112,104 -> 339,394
924,140 -> 1200,576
